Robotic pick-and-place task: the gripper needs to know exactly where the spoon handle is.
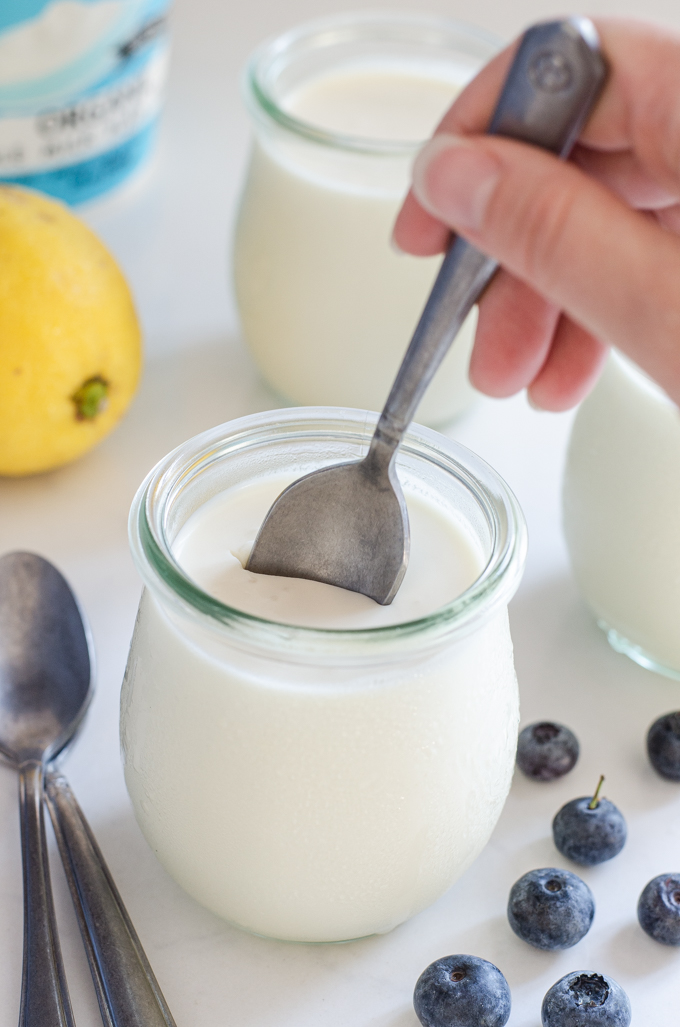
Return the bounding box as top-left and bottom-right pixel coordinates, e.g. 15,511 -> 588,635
369,17 -> 607,460
18,760 -> 75,1027
45,772 -> 177,1027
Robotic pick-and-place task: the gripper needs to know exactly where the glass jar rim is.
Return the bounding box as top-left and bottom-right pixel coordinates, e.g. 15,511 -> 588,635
244,11 -> 502,156
129,408 -> 527,659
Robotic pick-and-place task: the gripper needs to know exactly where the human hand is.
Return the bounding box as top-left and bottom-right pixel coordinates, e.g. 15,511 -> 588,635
393,19 -> 680,410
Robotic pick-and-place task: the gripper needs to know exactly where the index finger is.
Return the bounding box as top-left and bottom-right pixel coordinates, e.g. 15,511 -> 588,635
394,18 -> 680,252
392,44 -> 517,255
434,41 -> 516,137
439,19 -> 680,187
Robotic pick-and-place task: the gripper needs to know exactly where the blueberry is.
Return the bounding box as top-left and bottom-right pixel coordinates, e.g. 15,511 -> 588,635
413,954 -> 511,1027
516,721 -> 579,781
541,972 -> 631,1026
507,867 -> 594,950
552,776 -> 627,866
647,712 -> 680,780
637,874 -> 680,945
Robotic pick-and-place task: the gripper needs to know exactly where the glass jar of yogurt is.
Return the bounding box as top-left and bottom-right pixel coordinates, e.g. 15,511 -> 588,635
122,408 -> 526,942
233,14 -> 499,425
563,350 -> 680,678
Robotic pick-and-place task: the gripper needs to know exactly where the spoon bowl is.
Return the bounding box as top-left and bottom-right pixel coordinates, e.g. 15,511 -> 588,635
246,452 -> 409,604
0,551 -> 92,765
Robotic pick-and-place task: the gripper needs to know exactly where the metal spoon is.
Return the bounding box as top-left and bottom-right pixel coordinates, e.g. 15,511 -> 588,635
0,551 -> 176,1027
0,550 -> 88,1027
247,18 -> 607,604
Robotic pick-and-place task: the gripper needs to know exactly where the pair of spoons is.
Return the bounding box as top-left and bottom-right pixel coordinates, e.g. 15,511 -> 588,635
0,552 -> 175,1027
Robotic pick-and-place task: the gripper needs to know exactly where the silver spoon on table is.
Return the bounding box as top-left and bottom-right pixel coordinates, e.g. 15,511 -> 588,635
247,17 -> 607,604
0,550 -> 88,1027
0,551 -> 176,1027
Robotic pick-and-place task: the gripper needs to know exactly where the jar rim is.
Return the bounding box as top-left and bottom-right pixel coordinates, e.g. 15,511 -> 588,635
243,11 -> 501,156
129,408 -> 527,659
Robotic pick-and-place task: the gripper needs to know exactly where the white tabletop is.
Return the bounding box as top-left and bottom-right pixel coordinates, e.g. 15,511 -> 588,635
2,1 -> 680,1024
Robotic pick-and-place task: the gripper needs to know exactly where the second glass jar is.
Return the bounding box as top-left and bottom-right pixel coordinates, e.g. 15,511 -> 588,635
233,13 -> 499,425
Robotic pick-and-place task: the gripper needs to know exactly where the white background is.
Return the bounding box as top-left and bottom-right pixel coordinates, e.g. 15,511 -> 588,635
2,0 -> 680,1024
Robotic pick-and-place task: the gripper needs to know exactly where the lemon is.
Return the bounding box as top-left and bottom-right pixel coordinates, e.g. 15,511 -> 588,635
0,185 -> 142,476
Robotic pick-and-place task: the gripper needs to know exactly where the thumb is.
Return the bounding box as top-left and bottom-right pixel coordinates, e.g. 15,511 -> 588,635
412,133 -> 680,399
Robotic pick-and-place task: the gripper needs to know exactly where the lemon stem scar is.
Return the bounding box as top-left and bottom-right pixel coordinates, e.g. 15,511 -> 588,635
72,376 -> 109,420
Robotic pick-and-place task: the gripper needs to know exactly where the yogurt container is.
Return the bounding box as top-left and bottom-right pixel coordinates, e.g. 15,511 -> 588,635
233,14 -> 499,425
0,0 -> 170,204
121,407 -> 526,942
563,350 -> 680,678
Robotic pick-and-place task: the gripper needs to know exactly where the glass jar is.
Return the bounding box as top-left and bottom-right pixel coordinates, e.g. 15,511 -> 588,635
563,350 -> 680,677
233,14 -> 499,425
122,408 -> 526,942
0,0 -> 170,205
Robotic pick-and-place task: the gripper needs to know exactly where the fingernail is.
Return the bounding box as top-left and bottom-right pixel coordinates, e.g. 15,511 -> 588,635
412,133 -> 501,233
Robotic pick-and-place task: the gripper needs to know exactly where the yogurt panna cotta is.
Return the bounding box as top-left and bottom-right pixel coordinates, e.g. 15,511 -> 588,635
234,15 -> 499,425
175,477 -> 482,629
564,351 -> 680,677
122,409 -> 526,943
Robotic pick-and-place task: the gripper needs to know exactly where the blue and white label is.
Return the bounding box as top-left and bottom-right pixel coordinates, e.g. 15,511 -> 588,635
0,0 -> 170,203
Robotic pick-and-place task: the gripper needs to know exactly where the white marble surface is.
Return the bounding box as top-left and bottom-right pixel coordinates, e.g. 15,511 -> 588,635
2,0 -> 680,1024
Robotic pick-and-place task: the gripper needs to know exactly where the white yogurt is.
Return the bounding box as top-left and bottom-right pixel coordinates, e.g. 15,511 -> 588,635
173,474 -> 483,629
282,65 -> 465,144
233,17 -> 497,424
122,410 -> 525,942
563,350 -> 680,675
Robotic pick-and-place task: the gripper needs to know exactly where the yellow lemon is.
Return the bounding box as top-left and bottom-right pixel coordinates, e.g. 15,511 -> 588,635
0,185 -> 142,476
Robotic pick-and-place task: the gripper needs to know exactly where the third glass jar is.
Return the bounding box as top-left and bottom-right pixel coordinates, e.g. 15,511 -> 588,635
563,351 -> 680,678
233,13 -> 499,425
